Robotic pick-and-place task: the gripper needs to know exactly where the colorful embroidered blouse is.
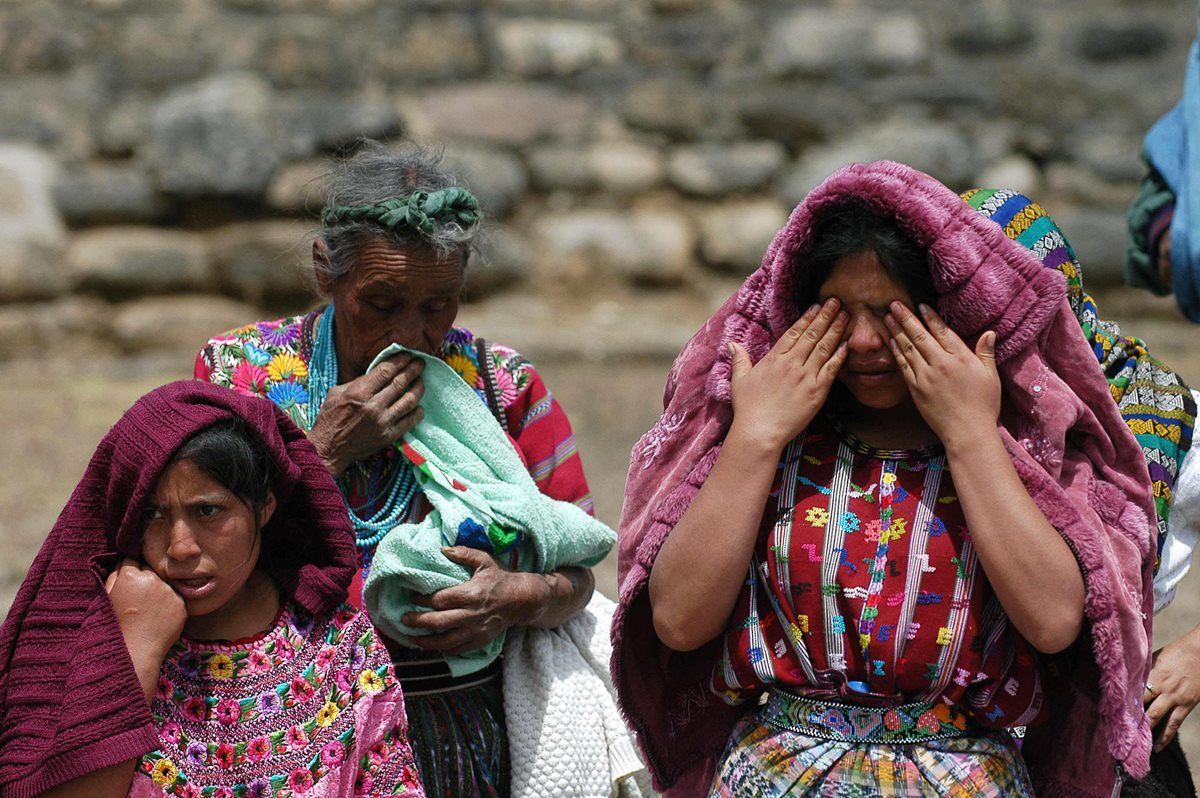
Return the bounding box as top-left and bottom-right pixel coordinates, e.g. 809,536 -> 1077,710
129,602 -> 422,798
194,309 -> 595,603
713,416 -> 1043,729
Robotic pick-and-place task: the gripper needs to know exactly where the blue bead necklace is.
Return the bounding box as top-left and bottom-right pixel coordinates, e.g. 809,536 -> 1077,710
308,306 -> 419,548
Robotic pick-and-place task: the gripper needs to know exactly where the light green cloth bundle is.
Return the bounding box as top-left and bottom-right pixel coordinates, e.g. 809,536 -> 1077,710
362,344 -> 616,677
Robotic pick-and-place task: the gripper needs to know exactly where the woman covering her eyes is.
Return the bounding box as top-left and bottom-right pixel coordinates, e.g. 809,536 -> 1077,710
612,161 -> 1157,798
0,381 -> 424,798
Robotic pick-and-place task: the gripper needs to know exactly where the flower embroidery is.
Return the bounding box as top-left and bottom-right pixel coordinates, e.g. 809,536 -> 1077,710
320,740 -> 346,767
445,352 -> 478,389
246,735 -> 272,762
232,361 -> 270,396
208,654 -> 235,679
358,669 -> 384,694
215,741 -> 237,769
267,353 -> 308,383
315,701 -> 340,727
258,321 -> 299,348
215,698 -> 242,725
804,506 -> 829,527
267,380 -> 309,409
185,741 -> 207,768
150,758 -> 179,788
286,725 -> 308,749
288,768 -> 314,794
181,696 -> 207,722
257,690 -> 282,714
290,676 -> 315,703
247,777 -> 274,798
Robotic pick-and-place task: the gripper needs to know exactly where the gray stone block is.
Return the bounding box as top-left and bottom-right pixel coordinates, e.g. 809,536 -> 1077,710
527,146 -> 596,191
259,15 -> 370,90
464,226 -> 531,300
149,73 -> 283,198
494,18 -> 621,76
275,94 -> 401,158
667,141 -> 787,196
405,82 -> 594,146
763,9 -> 928,76
67,227 -> 210,295
1078,22 -> 1168,62
112,294 -> 266,355
0,144 -> 66,244
443,146 -> 529,218
776,116 -> 975,204
266,159 -> 329,212
0,297 -> 116,362
696,199 -> 788,274
535,208 -> 694,285
208,222 -> 315,305
526,141 -> 664,192
371,13 -> 485,81
1052,208 -> 1130,286
53,163 -> 165,225
110,15 -> 215,89
948,9 -> 1035,54
620,76 -> 715,138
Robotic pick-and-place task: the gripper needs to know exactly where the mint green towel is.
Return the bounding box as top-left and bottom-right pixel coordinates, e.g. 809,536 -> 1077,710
362,345 -> 616,676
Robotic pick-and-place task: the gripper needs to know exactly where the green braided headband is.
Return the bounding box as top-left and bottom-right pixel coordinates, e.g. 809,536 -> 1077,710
321,187 -> 480,235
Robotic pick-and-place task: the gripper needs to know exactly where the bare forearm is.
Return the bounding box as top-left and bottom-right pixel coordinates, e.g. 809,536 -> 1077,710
648,424 -> 783,651
945,430 -> 1084,653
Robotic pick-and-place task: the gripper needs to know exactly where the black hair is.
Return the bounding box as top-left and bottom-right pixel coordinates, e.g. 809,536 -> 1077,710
169,417 -> 274,517
793,202 -> 936,311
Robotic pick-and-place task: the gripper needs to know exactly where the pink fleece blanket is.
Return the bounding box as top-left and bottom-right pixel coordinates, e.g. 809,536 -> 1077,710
611,161 -> 1156,798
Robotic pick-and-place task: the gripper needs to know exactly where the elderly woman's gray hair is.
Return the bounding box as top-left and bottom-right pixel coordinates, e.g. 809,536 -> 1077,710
316,141 -> 483,285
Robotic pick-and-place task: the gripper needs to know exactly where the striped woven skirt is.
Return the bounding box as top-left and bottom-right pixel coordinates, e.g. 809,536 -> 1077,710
709,692 -> 1035,797
402,671 -> 510,798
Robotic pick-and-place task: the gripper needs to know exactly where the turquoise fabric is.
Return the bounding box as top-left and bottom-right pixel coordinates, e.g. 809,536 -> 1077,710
362,344 -> 615,677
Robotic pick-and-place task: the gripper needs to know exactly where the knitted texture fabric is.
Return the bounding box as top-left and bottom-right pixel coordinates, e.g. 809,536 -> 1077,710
363,345 -> 615,676
503,591 -> 652,798
612,161 -> 1157,798
966,188 -> 1197,579
0,380 -> 356,798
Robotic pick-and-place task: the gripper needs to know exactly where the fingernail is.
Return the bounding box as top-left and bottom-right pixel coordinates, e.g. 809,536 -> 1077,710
807,303 -> 821,314
727,342 -> 735,356
918,303 -> 930,316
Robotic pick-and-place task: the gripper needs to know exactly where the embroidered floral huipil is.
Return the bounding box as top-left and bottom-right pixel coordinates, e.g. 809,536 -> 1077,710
714,417 -> 1043,728
129,603 -> 422,798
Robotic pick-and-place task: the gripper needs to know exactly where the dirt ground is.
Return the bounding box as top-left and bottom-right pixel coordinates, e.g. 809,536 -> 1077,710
3,285 -> 1199,774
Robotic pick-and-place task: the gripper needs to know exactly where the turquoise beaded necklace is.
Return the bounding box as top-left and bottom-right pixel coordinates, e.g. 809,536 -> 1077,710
308,306 -> 419,548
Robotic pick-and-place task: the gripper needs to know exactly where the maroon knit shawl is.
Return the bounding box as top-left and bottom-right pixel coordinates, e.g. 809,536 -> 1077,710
612,161 -> 1156,798
0,380 -> 356,798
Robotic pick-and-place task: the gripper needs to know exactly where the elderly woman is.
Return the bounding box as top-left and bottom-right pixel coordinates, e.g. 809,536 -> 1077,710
194,142 -> 596,797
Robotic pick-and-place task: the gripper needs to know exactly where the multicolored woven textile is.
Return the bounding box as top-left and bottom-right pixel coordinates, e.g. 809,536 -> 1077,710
129,602 -> 422,797
964,188 -> 1197,571
757,691 -> 970,744
710,705 -> 1033,798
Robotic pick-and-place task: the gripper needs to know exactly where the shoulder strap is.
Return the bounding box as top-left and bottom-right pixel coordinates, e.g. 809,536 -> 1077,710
474,336 -> 509,434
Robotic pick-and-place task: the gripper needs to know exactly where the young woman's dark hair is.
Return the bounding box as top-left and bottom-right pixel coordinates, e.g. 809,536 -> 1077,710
170,417 -> 274,517
793,202 -> 937,311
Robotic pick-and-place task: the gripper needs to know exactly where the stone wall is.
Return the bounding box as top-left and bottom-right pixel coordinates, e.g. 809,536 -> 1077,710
1,0 -> 1196,362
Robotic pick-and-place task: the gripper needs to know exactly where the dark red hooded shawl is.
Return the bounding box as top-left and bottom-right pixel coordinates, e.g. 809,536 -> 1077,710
0,380 -> 356,798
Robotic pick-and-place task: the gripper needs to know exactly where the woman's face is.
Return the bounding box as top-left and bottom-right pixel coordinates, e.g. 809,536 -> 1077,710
318,238 -> 464,380
817,249 -> 916,411
141,459 -> 276,622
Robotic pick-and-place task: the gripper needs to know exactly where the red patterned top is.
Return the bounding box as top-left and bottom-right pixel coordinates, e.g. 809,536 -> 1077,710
713,415 -> 1043,728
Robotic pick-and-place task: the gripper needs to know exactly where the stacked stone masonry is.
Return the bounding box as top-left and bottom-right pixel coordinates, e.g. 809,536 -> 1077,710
0,0 -> 1195,360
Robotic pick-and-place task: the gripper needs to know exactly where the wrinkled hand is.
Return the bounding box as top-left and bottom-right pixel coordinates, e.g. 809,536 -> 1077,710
308,354 -> 425,476
402,547 -> 547,656
1144,629 -> 1200,751
885,302 -> 1000,450
728,298 -> 848,450
105,558 -> 187,668
1157,229 -> 1173,287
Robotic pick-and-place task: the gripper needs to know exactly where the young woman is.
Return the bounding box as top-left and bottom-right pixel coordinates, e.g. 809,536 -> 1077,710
0,381 -> 424,798
612,161 -> 1157,798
